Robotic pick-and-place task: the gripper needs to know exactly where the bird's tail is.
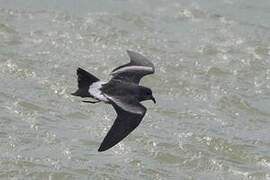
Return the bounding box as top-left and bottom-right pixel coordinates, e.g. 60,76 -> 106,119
71,68 -> 99,97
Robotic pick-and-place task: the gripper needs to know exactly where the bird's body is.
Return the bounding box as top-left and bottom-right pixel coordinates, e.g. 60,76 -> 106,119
72,50 -> 155,152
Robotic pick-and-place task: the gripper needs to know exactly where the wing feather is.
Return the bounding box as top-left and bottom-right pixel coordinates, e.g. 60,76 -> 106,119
98,97 -> 146,152
104,94 -> 144,114
110,50 -> 155,84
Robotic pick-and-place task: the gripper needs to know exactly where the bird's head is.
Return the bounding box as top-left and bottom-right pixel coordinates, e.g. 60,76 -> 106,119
140,87 -> 156,104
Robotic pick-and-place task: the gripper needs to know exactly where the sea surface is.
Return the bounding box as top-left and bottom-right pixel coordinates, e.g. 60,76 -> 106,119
0,0 -> 270,179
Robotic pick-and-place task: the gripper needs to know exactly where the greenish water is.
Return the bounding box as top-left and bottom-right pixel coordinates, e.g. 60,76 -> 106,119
0,0 -> 270,179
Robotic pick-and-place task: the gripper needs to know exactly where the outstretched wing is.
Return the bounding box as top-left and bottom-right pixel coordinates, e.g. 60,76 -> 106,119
110,50 -> 155,84
98,95 -> 146,152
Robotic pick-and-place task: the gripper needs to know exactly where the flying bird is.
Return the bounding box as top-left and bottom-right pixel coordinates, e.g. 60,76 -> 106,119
72,50 -> 156,152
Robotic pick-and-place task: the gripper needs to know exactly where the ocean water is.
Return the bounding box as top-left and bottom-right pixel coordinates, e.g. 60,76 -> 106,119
0,0 -> 270,179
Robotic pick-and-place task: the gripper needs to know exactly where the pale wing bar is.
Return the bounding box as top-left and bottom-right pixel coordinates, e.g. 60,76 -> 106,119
104,94 -> 145,115
112,65 -> 153,74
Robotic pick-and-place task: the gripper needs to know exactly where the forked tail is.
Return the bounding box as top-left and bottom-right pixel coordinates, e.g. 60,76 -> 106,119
71,68 -> 99,97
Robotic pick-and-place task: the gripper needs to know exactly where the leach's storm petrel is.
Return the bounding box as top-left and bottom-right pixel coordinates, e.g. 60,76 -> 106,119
72,50 -> 156,152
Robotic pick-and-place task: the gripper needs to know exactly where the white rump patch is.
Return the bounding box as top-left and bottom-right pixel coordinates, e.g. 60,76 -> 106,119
112,65 -> 153,74
89,81 -> 109,102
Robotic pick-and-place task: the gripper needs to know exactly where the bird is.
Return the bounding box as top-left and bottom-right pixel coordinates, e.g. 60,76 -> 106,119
71,50 -> 156,152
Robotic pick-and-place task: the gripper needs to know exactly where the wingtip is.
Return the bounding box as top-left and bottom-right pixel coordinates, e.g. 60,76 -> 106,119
98,145 -> 107,152
126,49 -> 132,54
126,50 -> 154,69
98,148 -> 103,152
126,49 -> 136,56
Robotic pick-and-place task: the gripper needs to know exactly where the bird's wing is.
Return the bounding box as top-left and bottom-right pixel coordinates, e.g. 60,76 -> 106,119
110,50 -> 155,84
98,95 -> 146,152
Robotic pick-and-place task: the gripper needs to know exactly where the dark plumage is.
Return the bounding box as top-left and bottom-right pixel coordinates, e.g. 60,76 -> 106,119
72,50 -> 156,152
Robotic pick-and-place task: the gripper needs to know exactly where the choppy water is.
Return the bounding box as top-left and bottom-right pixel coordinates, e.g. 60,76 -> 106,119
1,0 -> 270,179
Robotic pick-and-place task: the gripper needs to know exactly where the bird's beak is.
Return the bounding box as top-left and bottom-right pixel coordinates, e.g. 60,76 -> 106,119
151,96 -> 156,104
